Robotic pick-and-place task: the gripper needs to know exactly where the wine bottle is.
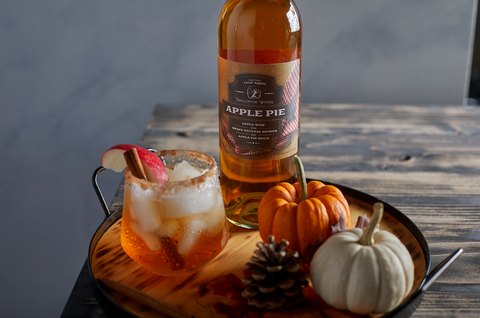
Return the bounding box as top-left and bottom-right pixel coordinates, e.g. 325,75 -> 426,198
218,0 -> 302,229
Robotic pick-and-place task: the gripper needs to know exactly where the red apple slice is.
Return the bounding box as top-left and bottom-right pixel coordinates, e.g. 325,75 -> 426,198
101,144 -> 167,182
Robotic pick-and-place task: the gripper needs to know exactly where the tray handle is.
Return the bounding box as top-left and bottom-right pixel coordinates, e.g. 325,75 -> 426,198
91,147 -> 159,218
92,166 -> 110,218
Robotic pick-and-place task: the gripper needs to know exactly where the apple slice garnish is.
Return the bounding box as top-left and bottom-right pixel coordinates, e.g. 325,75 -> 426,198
101,144 -> 167,182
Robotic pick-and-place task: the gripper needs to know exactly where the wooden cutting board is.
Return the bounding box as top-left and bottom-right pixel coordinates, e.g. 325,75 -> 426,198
90,197 -> 427,318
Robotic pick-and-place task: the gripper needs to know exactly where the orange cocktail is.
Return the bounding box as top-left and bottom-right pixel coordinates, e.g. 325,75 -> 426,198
120,150 -> 229,276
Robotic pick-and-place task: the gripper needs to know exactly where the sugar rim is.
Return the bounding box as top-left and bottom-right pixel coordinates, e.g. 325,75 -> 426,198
124,149 -> 218,193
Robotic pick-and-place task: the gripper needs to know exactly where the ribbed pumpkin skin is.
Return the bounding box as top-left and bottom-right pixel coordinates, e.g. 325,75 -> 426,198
310,228 -> 415,314
258,181 -> 351,258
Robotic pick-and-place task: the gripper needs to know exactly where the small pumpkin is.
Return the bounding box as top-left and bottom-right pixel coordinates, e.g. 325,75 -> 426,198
310,202 -> 415,315
258,155 -> 351,259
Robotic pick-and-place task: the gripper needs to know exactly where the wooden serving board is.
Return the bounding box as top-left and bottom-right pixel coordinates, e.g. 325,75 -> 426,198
90,198 -> 427,318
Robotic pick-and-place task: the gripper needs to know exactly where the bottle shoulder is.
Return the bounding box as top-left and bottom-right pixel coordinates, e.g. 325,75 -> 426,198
218,0 -> 302,52
219,0 -> 301,31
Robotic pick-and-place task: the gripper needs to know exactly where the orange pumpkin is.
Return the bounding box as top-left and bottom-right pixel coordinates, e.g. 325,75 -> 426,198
258,156 -> 351,259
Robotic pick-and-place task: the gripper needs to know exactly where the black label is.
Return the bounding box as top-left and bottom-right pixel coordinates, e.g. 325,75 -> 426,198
218,57 -> 300,159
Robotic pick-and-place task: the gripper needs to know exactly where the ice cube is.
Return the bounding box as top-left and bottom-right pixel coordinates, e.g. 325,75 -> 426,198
168,160 -> 202,182
202,193 -> 226,234
165,167 -> 173,179
130,187 -> 161,229
128,184 -> 164,251
159,186 -> 216,218
130,221 -> 162,251
177,218 -> 206,256
155,218 -> 181,238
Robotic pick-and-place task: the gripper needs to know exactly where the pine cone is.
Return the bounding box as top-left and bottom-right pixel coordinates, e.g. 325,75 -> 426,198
241,235 -> 308,310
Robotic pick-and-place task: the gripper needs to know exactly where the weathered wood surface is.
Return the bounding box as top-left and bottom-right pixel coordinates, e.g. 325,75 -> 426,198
63,103 -> 480,318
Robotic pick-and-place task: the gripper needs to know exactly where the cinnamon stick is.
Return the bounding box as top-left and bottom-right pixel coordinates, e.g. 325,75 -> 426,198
161,237 -> 186,271
97,278 -> 192,318
124,148 -> 148,180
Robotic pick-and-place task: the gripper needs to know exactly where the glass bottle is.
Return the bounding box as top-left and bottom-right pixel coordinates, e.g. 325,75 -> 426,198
217,0 -> 302,229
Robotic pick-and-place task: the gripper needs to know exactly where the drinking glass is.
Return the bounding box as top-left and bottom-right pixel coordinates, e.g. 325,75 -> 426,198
120,149 -> 229,276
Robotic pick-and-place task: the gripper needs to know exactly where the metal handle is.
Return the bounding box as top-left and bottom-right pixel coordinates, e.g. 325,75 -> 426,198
92,166 -> 111,217
91,147 -> 158,218
422,247 -> 463,291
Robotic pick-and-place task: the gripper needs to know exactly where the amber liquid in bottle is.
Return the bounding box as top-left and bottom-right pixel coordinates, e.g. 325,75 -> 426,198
218,0 -> 302,228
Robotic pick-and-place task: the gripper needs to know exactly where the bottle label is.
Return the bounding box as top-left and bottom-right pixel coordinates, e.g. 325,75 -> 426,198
218,56 -> 300,160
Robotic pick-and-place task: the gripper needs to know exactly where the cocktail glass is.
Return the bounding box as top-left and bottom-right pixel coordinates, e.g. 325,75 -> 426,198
120,149 -> 229,276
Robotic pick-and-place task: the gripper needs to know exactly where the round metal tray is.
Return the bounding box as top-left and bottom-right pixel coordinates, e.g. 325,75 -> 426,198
88,174 -> 431,318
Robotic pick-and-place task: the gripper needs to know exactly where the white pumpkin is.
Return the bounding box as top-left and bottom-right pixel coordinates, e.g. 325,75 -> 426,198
310,202 -> 414,315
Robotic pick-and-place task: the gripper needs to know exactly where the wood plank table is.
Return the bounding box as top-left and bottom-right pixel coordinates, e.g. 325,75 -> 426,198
62,103 -> 480,318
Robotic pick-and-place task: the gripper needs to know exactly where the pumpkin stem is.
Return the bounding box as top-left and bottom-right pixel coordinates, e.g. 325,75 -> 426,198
358,202 -> 384,246
293,155 -> 308,202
